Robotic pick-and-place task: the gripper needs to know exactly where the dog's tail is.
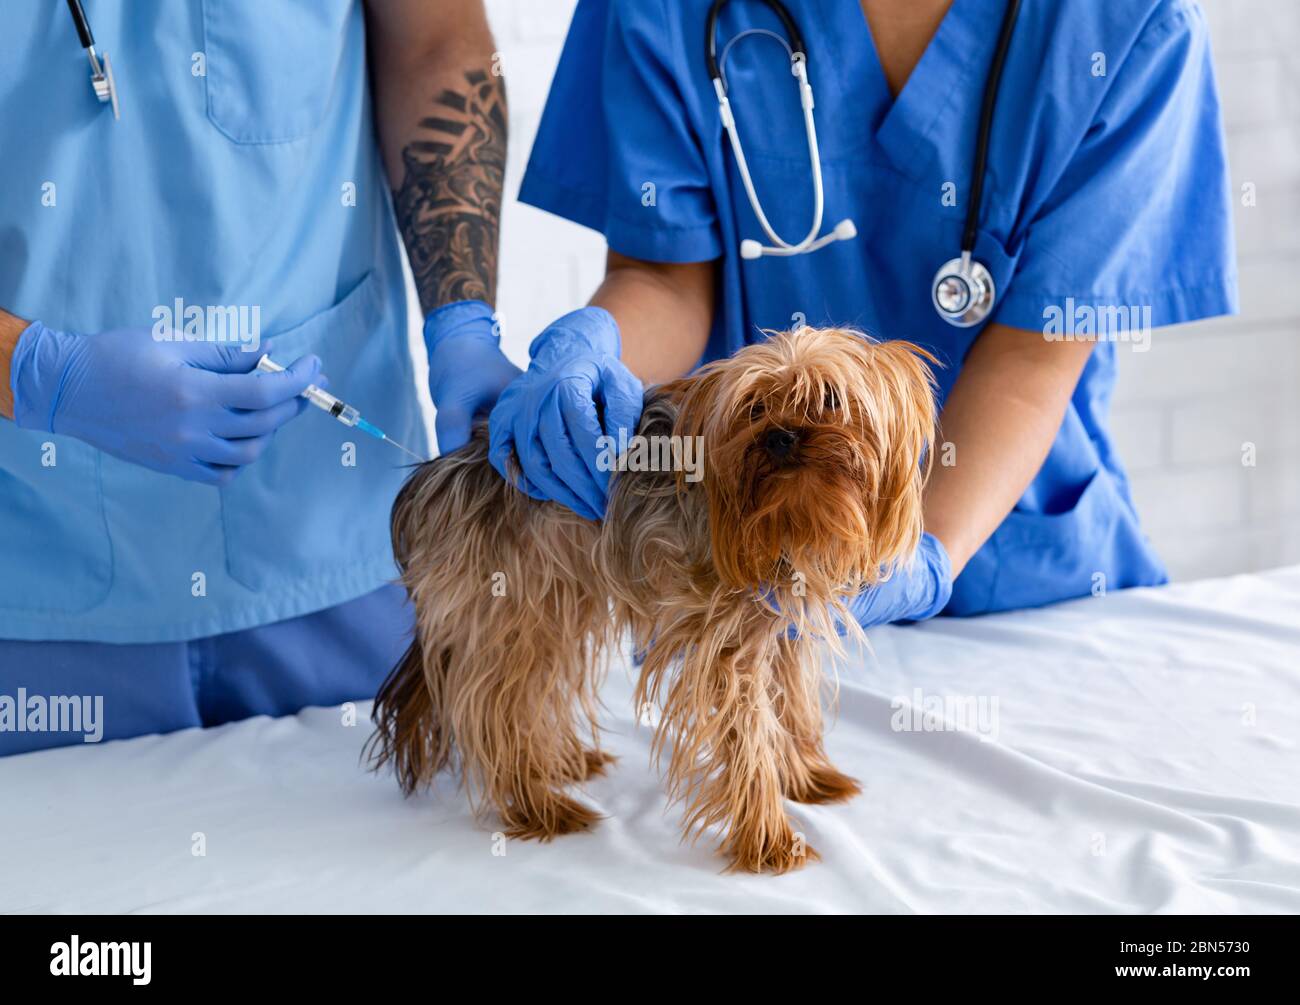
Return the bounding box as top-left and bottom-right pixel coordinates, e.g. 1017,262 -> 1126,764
366,454 -> 454,795
367,635 -> 443,796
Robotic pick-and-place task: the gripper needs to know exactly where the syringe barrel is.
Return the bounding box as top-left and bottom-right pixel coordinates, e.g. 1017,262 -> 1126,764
256,354 -> 358,426
301,384 -> 358,425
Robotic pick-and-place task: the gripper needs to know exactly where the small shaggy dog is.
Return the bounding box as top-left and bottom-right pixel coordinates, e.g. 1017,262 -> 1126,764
369,327 -> 936,873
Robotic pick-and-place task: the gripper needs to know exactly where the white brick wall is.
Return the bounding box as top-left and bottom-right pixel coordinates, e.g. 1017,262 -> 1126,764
482,0 -> 1300,581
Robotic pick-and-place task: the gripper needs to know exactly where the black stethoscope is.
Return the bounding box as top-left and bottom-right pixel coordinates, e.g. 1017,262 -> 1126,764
707,0 -> 1023,328
66,0 -> 120,120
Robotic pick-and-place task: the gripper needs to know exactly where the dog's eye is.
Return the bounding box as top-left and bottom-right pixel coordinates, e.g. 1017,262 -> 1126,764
823,387 -> 840,411
749,400 -> 766,421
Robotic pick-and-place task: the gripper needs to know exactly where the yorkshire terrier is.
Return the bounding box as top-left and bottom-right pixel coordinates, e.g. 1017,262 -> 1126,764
369,327 -> 937,873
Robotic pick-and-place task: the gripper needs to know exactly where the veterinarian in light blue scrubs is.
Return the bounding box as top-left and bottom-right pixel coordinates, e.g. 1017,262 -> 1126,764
505,0 -> 1236,619
0,2 -> 504,754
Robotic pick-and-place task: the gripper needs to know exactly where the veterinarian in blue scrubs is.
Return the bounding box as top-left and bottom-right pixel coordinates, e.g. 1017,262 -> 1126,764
0,2 -> 509,754
490,0 -> 1237,625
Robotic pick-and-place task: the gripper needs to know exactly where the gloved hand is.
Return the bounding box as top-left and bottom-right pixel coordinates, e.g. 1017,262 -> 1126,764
488,306 -> 643,520
9,320 -> 321,486
840,532 -> 954,629
780,532 -> 953,637
423,300 -> 522,455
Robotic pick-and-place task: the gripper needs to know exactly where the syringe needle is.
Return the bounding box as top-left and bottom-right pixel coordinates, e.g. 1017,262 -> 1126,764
384,436 -> 426,464
354,418 -> 424,462
256,354 -> 428,462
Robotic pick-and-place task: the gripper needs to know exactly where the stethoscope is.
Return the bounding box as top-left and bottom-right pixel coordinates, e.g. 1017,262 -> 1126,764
707,0 -> 1023,328
707,0 -> 857,262
65,0 -> 120,121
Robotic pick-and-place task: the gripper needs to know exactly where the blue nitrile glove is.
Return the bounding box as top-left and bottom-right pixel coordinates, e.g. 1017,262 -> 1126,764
10,320 -> 321,486
423,300 -> 522,455
487,306 -> 643,520
781,532 -> 953,637
841,532 -> 954,630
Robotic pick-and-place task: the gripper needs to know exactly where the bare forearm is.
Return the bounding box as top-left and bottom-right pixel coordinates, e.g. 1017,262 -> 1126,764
590,251 -> 716,385
367,1 -> 504,312
923,325 -> 1094,575
0,307 -> 31,421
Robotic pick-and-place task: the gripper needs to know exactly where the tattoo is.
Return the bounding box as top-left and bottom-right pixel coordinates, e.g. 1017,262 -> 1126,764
394,68 -> 507,312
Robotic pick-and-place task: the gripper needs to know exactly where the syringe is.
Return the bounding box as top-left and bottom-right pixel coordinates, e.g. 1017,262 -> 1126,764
256,354 -> 425,463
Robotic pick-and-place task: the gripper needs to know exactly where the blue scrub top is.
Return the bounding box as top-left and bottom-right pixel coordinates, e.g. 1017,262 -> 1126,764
0,1 -> 425,642
521,0 -> 1238,615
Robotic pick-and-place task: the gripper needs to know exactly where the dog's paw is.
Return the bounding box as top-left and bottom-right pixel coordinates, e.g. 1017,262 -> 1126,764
502,794 -> 602,842
724,823 -> 820,875
785,763 -> 862,805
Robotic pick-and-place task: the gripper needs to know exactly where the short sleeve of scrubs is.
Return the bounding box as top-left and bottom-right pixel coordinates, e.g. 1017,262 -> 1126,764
995,1 -> 1238,331
520,0 -> 723,263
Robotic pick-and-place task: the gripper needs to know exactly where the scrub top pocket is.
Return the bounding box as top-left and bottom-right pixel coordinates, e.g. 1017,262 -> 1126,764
949,466 -> 1168,615
201,0 -> 355,144
219,271 -> 417,593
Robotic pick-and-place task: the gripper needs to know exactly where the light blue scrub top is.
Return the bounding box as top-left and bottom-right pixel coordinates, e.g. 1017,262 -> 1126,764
0,1 -> 425,642
521,0 -> 1238,615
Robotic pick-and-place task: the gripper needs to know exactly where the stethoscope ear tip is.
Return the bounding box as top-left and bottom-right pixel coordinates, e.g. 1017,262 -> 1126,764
740,239 -> 764,260
833,219 -> 857,241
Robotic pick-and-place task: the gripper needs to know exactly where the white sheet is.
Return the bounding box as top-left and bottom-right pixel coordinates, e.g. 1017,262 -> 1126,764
4,568 -> 1299,914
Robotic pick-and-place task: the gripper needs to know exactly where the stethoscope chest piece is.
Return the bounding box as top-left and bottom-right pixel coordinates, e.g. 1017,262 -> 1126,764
931,254 -> 995,328
929,0 -> 1023,327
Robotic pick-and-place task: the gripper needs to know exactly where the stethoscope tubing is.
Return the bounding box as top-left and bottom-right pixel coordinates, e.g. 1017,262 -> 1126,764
709,0 -> 850,259
709,0 -> 1020,328
715,59 -> 827,254
65,0 -> 96,49
707,0 -> 803,79
962,0 -> 1022,255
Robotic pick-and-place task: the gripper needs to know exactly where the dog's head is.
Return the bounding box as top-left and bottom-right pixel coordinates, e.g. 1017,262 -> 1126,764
673,327 -> 937,598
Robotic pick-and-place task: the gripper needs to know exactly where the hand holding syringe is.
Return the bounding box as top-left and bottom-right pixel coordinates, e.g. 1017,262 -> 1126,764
256,354 -> 425,463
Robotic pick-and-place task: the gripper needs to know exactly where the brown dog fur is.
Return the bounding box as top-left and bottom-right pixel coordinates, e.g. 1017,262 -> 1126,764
369,328 -> 936,873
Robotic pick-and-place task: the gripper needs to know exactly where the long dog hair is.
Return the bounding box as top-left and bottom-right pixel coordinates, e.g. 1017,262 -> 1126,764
369,327 -> 936,872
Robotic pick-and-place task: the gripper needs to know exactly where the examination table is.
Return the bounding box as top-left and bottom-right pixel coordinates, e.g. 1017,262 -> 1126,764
4,567 -> 1298,914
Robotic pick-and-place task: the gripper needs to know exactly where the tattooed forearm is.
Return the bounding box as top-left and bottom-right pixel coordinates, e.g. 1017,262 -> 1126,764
394,68 -> 507,313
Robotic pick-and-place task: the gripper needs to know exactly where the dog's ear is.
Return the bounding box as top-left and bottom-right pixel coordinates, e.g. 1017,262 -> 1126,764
858,339 -> 939,575
667,365 -> 729,497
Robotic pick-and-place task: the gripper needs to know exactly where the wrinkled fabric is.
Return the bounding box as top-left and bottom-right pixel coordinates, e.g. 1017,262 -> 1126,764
3,569 -> 1297,913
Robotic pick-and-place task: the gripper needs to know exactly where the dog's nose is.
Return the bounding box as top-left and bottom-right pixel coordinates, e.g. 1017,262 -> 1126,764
764,427 -> 799,461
